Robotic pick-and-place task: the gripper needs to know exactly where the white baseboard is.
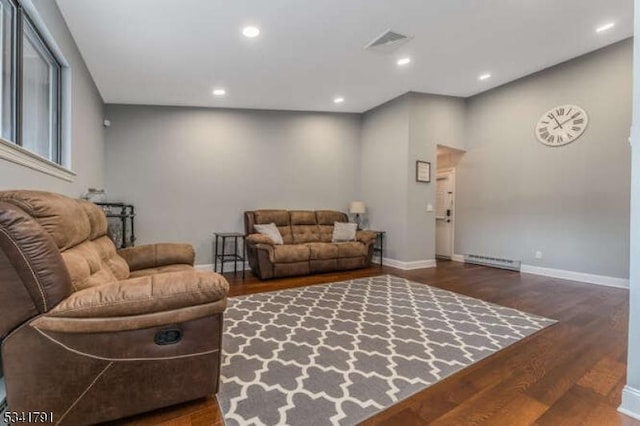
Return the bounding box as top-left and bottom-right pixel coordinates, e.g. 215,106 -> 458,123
380,258 -> 436,270
200,258 -> 437,273
195,262 -> 250,273
620,386 -> 640,421
451,254 -> 465,263
520,264 -> 629,289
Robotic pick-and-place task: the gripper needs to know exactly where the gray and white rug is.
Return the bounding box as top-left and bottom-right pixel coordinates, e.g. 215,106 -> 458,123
217,275 -> 556,425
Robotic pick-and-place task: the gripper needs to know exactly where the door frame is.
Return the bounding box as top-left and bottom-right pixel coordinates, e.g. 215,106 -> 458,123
435,168 -> 456,259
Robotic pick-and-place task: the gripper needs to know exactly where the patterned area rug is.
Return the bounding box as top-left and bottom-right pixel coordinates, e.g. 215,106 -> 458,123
217,275 -> 556,425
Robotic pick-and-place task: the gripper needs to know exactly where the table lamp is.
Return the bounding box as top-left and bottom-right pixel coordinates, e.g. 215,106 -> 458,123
349,201 -> 366,229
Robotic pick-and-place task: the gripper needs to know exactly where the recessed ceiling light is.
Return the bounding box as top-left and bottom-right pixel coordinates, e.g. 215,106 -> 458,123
212,88 -> 226,96
334,97 -> 345,104
242,26 -> 260,38
596,22 -> 615,33
478,73 -> 491,81
397,57 -> 411,66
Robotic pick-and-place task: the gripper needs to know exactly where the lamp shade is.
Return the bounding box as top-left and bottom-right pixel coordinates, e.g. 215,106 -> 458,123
349,201 -> 366,214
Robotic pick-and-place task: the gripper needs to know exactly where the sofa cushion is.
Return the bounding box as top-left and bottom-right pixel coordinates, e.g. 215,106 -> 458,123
305,243 -> 338,260
335,242 -> 367,258
254,223 -> 284,245
291,225 -> 320,244
332,222 -> 357,242
61,236 -> 130,291
128,264 -> 193,278
290,210 -> 317,225
254,210 -> 292,244
316,210 -> 348,242
273,245 -> 310,263
290,210 -> 320,243
0,190 -> 92,251
316,210 -> 347,225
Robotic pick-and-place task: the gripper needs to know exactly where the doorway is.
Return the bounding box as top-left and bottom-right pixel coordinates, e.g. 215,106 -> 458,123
435,145 -> 465,259
436,169 -> 455,259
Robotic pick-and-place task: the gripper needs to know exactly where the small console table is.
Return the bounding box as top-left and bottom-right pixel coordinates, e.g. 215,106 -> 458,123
369,230 -> 385,267
95,202 -> 136,249
213,232 -> 246,279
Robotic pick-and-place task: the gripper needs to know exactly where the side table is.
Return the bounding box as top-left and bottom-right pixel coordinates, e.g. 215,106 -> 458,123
213,232 -> 246,278
369,230 -> 385,267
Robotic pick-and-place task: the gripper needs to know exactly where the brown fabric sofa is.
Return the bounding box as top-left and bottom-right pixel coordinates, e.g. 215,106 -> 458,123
244,209 -> 376,279
0,190 -> 229,425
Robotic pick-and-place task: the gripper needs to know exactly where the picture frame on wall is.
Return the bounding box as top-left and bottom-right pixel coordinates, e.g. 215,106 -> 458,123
416,160 -> 431,183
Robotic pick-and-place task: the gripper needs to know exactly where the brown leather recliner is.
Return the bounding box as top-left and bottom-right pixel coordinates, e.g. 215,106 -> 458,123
0,190 -> 229,425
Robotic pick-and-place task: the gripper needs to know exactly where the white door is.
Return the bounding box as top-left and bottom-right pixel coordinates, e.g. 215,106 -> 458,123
435,170 -> 455,258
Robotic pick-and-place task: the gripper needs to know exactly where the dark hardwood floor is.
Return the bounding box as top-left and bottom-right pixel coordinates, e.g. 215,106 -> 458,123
119,261 -> 638,425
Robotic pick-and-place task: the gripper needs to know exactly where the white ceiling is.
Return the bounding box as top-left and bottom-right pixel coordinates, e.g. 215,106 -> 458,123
55,0 -> 633,113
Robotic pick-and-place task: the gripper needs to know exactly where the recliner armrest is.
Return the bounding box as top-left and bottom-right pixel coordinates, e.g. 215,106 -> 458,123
117,243 -> 195,271
356,230 -> 377,245
46,270 -> 228,319
246,233 -> 276,245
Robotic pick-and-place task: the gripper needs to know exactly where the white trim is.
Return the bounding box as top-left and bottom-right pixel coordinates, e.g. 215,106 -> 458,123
521,264 -> 629,289
196,262 -> 250,273
379,258 -> 436,270
200,259 -> 438,273
620,386 -> 640,421
451,253 -> 465,263
0,138 -> 76,182
19,0 -> 70,67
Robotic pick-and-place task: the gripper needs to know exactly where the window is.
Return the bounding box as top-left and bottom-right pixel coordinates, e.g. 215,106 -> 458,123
0,0 -> 62,165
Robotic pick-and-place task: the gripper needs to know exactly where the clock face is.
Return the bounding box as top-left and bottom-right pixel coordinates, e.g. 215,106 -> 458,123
535,105 -> 588,146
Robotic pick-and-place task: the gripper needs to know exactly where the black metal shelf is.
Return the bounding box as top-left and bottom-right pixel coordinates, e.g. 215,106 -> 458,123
95,202 -> 136,249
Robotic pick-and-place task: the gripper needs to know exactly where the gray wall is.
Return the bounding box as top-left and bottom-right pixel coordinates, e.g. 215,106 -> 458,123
360,96 -> 410,260
622,1 -> 639,415
0,0 -> 104,197
407,94 -> 466,262
104,105 -> 362,264
457,39 -> 632,278
360,93 -> 466,263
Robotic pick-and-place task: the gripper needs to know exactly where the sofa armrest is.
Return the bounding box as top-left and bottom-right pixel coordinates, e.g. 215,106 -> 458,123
46,270 -> 228,319
356,230 -> 377,245
246,233 -> 276,246
117,243 -> 195,271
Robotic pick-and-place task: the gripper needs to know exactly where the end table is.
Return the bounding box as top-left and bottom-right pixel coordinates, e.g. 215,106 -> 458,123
213,232 -> 246,278
369,230 -> 385,267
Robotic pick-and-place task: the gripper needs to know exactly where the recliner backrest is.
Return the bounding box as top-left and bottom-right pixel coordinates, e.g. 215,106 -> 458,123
0,191 -> 130,338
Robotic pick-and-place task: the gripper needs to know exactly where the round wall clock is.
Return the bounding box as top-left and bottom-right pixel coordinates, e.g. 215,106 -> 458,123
535,105 -> 588,147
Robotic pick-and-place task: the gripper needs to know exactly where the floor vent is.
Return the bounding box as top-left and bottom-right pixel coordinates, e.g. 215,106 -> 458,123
464,254 -> 521,271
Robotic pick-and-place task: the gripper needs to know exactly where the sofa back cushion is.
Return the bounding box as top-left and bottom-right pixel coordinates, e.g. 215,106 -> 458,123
0,191 -> 130,293
316,210 -> 348,242
245,209 -> 348,245
289,211 -> 320,244
253,210 -> 293,244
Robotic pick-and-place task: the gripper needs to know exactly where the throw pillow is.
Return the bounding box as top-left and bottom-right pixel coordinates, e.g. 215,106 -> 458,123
254,223 -> 284,245
332,222 -> 357,242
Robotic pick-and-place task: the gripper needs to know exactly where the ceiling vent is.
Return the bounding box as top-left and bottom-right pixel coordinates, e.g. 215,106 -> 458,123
365,29 -> 412,53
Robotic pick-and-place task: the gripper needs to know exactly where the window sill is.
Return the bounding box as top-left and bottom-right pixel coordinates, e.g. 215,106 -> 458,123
0,138 -> 75,182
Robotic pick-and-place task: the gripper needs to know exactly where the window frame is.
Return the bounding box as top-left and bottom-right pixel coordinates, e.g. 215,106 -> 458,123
0,0 -> 65,167
19,11 -> 63,163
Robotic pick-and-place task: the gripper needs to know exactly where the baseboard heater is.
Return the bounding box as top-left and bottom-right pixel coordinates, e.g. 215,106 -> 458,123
464,254 -> 521,271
